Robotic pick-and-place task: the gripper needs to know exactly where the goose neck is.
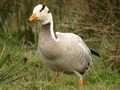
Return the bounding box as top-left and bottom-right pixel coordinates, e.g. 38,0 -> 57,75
42,21 -> 58,41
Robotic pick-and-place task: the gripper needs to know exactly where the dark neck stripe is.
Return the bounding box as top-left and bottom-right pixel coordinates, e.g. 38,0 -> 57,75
40,5 -> 45,12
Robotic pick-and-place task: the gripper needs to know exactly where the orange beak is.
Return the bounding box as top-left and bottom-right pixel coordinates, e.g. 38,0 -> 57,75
28,13 -> 37,22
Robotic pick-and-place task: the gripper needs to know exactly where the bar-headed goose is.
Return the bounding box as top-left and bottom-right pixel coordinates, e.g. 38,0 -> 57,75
28,4 -> 100,85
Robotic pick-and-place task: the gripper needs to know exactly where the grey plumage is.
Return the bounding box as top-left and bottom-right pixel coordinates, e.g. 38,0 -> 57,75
28,4 -> 98,85
38,23 -> 92,74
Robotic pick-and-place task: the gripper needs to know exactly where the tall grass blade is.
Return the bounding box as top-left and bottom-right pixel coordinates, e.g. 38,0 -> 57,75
0,44 -> 15,68
4,71 -> 37,84
0,59 -> 23,81
1,63 -> 32,81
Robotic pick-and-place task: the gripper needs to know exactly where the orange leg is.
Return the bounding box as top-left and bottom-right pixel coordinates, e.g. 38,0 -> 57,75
78,80 -> 83,86
55,72 -> 59,82
74,71 -> 83,86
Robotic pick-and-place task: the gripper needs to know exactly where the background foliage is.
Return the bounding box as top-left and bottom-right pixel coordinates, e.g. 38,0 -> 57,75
0,0 -> 120,90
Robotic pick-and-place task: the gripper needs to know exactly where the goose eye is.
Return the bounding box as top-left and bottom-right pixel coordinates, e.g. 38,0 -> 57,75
48,10 -> 50,13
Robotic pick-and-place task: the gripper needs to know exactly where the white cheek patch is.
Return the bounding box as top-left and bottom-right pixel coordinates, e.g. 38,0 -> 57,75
79,43 -> 86,52
36,13 -> 39,17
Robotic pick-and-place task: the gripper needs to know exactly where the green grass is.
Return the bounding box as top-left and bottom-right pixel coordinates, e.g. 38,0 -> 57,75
0,37 -> 120,90
0,0 -> 120,90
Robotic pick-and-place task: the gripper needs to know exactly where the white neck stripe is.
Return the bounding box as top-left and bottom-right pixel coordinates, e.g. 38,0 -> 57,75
50,21 -> 59,41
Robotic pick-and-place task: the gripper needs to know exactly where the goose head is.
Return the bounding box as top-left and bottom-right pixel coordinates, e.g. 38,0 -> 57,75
28,4 -> 52,25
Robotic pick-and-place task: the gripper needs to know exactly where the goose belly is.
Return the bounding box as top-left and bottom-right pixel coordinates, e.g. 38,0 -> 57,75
39,49 -> 90,74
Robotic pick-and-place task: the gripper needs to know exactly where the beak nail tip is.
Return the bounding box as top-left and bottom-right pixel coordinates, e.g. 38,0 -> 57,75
27,19 -> 30,22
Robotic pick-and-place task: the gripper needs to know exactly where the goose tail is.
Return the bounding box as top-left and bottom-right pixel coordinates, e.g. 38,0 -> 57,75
90,49 -> 100,57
